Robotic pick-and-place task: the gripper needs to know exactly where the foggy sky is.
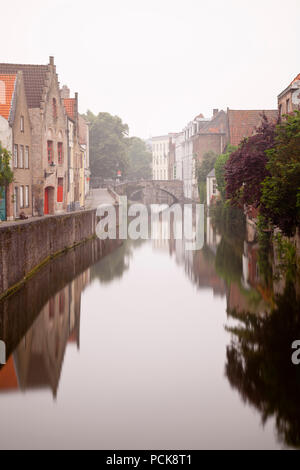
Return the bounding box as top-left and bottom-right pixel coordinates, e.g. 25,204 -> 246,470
1,0 -> 299,138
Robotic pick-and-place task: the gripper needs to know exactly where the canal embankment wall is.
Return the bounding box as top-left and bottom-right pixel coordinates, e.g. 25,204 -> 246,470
0,209 -> 98,299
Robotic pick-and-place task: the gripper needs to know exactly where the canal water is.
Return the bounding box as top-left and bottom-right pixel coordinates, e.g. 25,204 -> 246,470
0,215 -> 300,450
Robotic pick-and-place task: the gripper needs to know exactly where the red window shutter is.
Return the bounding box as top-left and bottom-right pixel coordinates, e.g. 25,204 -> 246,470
57,178 -> 63,203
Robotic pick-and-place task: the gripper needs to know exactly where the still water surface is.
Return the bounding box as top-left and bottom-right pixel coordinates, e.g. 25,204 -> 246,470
0,218 -> 299,450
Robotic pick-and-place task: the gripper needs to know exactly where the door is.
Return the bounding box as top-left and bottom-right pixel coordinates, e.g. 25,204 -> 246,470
44,188 -> 49,215
0,187 -> 6,221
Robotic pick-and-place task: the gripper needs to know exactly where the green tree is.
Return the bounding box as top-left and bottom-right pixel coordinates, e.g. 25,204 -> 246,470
0,143 -> 14,188
127,137 -> 152,180
261,111 -> 300,237
85,111 -> 130,179
214,145 -> 237,201
196,151 -> 218,204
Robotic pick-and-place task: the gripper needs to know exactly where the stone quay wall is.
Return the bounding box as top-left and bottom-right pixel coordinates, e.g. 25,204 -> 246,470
0,210 -> 98,298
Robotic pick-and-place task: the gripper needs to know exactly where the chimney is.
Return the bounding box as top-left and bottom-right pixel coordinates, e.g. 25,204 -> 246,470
213,109 -> 219,117
49,56 -> 55,66
61,85 -> 70,99
75,92 -> 78,113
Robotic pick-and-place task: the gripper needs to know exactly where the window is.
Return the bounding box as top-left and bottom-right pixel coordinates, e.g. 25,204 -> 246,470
14,144 -> 18,167
286,99 -> 290,113
58,142 -> 63,165
19,186 -> 24,209
47,141 -> 53,163
57,178 -> 64,203
20,116 -> 24,132
279,104 -> 282,117
19,145 -> 24,168
25,146 -> 29,169
213,180 -> 217,195
53,98 -> 57,119
25,186 -> 29,207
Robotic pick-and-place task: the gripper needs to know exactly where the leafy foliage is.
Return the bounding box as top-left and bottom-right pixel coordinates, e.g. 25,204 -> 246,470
225,115 -> 276,207
196,151 -> 218,203
261,111 -> 300,236
257,214 -> 273,286
215,145 -> 237,201
85,111 -> 152,181
127,137 -> 152,180
197,150 -> 218,182
210,200 -> 246,240
0,143 -> 14,188
85,111 -> 130,179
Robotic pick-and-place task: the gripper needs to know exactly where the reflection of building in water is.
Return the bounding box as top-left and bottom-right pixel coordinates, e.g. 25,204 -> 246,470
227,239 -> 271,315
242,241 -> 260,290
206,217 -> 221,255
0,269 -> 90,398
151,214 -> 226,297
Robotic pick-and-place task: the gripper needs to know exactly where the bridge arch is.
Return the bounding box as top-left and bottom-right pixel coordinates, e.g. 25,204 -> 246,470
128,185 -> 179,204
114,180 -> 184,204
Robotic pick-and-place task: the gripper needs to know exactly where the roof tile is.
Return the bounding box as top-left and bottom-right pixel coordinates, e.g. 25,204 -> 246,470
0,74 -> 17,120
64,98 -> 75,119
228,109 -> 278,146
0,63 -> 49,108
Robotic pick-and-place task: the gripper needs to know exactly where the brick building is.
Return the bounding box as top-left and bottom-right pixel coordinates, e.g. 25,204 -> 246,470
0,57 -> 69,216
0,71 -> 33,220
181,110 -> 228,200
193,110 -> 228,163
278,73 -> 300,117
78,114 -> 90,199
227,109 -> 278,147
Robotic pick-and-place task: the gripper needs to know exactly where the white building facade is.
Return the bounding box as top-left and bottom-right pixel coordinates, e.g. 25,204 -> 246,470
173,132 -> 184,181
182,115 -> 209,200
151,135 -> 169,181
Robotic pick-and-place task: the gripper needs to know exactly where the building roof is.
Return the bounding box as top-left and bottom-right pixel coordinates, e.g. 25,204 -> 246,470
291,73 -> 300,85
199,110 -> 227,134
227,109 -> 278,147
207,168 -> 216,178
0,74 -> 17,120
64,98 -> 75,120
0,64 -> 49,108
151,135 -> 170,141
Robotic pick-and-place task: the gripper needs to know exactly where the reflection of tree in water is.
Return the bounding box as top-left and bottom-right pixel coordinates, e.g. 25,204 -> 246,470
90,239 -> 146,284
226,281 -> 300,448
215,236 -> 243,284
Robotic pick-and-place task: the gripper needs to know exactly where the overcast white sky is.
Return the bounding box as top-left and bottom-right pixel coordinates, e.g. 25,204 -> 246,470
1,0 -> 299,138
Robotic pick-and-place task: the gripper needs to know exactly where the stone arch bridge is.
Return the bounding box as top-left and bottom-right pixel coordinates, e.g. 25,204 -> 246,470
114,180 -> 184,204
